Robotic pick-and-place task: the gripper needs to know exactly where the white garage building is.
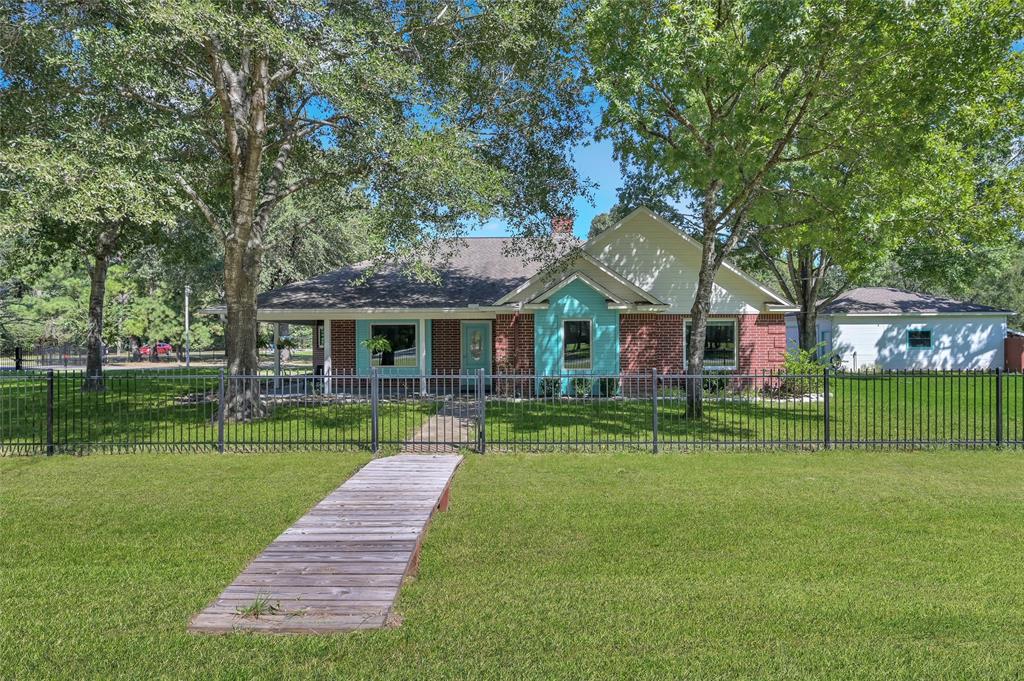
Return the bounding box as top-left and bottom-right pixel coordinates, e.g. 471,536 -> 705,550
787,287 -> 1010,370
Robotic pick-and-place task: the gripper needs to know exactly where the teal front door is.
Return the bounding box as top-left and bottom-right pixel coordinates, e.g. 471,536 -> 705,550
461,322 -> 491,385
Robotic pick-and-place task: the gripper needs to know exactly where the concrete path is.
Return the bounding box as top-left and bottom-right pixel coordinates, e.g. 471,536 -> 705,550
403,400 -> 478,453
189,454 -> 462,634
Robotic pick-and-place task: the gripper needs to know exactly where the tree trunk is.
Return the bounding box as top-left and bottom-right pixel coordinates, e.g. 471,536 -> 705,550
222,234 -> 266,421
797,306 -> 818,352
790,248 -> 827,353
686,229 -> 720,418
83,227 -> 119,392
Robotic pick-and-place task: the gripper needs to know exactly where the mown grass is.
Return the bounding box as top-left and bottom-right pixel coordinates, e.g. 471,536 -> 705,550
4,371 -> 1022,452
487,373 -> 1024,447
2,450 -> 1023,679
0,371 -> 434,452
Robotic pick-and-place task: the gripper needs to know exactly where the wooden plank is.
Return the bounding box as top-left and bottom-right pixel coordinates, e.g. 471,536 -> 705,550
189,453 -> 462,635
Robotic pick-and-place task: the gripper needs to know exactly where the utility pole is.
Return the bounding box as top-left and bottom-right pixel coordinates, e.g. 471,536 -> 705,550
184,285 -> 191,368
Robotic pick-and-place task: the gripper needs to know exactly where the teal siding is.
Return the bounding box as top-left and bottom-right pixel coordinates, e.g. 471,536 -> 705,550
355,319 -> 431,376
534,279 -> 619,392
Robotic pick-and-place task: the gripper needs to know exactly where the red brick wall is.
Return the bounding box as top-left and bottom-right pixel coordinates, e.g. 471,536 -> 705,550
1007,336 -> 1024,372
494,313 -> 535,372
329,320 -> 356,372
737,314 -> 787,372
619,313 -> 787,374
432,319 -> 461,373
494,313 -> 534,395
620,314 -> 685,374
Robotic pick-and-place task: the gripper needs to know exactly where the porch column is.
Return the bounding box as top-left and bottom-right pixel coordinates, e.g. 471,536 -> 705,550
419,317 -> 427,394
273,322 -> 282,393
323,319 -> 332,394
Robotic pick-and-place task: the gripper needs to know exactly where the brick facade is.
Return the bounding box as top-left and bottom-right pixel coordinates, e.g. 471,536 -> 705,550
619,314 -> 685,374
619,313 -> 787,375
494,313 -> 535,372
736,314 -> 787,372
431,319 -> 462,374
494,312 -> 535,395
329,320 -> 356,372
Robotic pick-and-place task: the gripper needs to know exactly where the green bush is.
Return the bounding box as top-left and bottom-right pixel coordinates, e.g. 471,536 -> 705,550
778,346 -> 828,396
539,377 -> 561,397
598,377 -> 620,397
571,377 -> 594,398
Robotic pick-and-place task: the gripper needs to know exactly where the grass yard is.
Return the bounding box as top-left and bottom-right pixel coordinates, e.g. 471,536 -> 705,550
3,450 -> 1023,679
0,371 -> 435,452
487,372 -> 1024,447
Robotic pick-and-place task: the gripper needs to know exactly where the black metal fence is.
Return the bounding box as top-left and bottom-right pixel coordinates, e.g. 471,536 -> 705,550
1,368 -> 1021,454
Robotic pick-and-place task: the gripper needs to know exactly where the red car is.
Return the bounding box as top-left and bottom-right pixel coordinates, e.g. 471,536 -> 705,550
140,342 -> 174,357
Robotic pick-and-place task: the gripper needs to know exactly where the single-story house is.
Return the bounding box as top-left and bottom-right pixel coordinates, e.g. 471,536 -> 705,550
248,207 -> 797,389
791,287 -> 1011,370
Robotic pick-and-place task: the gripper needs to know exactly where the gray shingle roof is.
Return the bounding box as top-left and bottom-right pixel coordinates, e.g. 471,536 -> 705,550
257,238 -> 550,310
821,287 -> 1009,315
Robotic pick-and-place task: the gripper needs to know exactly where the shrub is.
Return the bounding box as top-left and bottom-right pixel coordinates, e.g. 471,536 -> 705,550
539,377 -> 562,397
571,377 -> 594,398
598,377 -> 620,397
777,346 -> 829,396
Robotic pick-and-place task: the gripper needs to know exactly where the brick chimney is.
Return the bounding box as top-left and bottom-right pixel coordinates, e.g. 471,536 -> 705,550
551,215 -> 574,236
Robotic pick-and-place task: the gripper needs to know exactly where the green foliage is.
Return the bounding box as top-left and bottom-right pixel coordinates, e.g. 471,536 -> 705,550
361,336 -> 392,355
598,377 -> 620,397
777,347 -> 829,396
571,377 -> 594,398
539,377 -> 562,398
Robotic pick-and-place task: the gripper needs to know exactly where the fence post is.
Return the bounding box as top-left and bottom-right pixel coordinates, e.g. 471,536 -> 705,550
822,366 -> 831,449
46,369 -> 54,455
995,367 -> 1003,447
477,367 -> 486,454
651,367 -> 659,454
216,369 -> 225,453
370,368 -> 379,456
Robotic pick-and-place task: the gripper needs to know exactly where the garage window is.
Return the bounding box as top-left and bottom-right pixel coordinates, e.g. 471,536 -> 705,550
908,328 -> 932,349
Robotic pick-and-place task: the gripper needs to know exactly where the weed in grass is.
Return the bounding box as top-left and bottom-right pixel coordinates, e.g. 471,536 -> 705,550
235,594 -> 280,619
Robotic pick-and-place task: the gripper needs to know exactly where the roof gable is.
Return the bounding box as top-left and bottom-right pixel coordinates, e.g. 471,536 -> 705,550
583,207 -> 793,313
496,251 -> 665,307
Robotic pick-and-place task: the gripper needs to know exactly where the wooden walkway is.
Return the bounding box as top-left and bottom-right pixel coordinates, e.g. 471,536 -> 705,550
189,454 -> 463,634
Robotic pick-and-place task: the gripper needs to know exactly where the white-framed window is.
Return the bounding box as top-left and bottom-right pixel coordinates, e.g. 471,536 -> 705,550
908,328 -> 932,349
684,318 -> 738,369
563,319 -> 592,370
316,323 -> 324,349
369,323 -> 418,367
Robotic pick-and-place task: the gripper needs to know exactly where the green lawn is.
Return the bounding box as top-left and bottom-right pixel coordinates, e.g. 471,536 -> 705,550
3,372 -> 1020,452
3,450 -> 1023,679
488,373 -> 1021,447
0,371 -> 435,452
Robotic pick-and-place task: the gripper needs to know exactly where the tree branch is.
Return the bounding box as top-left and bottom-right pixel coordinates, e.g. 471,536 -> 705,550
175,175 -> 223,234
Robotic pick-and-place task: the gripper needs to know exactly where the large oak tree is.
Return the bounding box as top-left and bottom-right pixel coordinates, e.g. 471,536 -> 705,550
74,0 -> 587,419
586,0 -> 1022,414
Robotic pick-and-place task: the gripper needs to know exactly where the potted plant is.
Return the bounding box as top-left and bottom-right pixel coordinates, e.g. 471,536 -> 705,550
362,335 -> 392,366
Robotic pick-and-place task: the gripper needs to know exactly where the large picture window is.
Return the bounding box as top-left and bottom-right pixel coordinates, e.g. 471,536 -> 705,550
563,320 -> 592,370
369,324 -> 417,367
684,319 -> 738,369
